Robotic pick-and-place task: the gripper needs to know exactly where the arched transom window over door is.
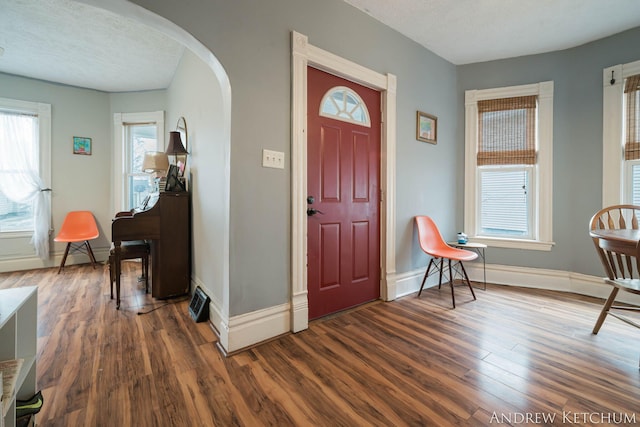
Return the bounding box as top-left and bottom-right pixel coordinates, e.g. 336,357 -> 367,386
320,86 -> 371,127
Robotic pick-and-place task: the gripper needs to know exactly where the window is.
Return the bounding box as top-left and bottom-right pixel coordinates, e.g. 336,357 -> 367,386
617,66 -> 640,205
319,86 -> 370,127
113,111 -> 164,211
0,112 -> 36,232
464,82 -> 554,250
624,78 -> 640,204
602,60 -> 640,206
126,124 -> 158,209
0,97 -> 51,257
477,96 -> 536,239
627,163 -> 640,204
479,167 -> 533,237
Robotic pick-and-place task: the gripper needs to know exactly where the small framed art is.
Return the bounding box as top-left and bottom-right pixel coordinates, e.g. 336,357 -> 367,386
73,136 -> 92,155
416,111 -> 437,144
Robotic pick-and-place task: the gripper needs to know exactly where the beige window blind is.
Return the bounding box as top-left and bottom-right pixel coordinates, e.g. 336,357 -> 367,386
477,96 -> 537,166
625,74 -> 640,160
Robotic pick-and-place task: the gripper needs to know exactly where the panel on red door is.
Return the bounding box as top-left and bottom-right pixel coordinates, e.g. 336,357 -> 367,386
320,223 -> 340,289
352,132 -> 370,202
307,66 -> 380,320
320,125 -> 341,202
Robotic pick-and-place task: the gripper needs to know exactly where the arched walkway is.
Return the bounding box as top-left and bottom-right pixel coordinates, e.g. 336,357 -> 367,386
75,0 -> 232,349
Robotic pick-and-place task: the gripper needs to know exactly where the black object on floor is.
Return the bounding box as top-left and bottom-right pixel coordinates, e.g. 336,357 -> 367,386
189,287 -> 210,322
16,390 -> 43,419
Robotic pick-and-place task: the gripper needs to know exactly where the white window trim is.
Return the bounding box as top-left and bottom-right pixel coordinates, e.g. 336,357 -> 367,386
602,59 -> 640,207
464,81 -> 554,251
112,111 -> 164,213
0,97 -> 51,238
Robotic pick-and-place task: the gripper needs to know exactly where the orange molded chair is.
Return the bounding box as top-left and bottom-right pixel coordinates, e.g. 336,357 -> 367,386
54,211 -> 99,273
415,215 -> 477,308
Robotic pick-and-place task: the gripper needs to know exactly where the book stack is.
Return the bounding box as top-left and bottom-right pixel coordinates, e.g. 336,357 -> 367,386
158,176 -> 167,192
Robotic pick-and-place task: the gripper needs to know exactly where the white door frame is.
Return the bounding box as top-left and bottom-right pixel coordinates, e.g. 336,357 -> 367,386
290,31 -> 397,332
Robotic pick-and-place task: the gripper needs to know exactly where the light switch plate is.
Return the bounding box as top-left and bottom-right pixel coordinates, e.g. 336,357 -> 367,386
262,149 -> 285,169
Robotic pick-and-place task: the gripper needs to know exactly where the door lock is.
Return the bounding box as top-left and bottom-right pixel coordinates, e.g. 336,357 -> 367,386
307,208 -> 324,216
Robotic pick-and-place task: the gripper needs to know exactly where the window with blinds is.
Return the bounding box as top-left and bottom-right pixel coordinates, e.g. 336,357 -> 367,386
465,81 -> 553,250
477,96 -> 537,238
477,96 -> 537,166
624,74 -> 640,204
624,74 -> 640,160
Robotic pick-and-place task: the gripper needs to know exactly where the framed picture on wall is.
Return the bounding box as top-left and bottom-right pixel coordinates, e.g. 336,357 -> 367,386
73,136 -> 92,155
416,111 -> 437,144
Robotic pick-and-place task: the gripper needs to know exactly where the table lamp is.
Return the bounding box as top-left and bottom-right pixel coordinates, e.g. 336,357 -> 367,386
142,151 -> 170,192
166,131 -> 188,176
142,151 -> 170,173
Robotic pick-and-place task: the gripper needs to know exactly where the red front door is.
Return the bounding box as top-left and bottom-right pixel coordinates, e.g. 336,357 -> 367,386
307,66 -> 381,320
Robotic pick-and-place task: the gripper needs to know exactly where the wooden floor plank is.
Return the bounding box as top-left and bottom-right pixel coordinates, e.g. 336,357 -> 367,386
1,264 -> 639,426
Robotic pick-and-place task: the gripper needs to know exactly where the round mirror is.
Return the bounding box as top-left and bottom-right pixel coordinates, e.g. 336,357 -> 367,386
176,116 -> 188,149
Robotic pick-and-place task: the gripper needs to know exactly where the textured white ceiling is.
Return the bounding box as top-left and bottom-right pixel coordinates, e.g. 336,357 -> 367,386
0,0 -> 184,92
0,0 -> 639,93
344,0 -> 640,64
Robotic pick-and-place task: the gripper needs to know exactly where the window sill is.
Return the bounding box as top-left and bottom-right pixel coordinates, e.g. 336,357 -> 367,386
469,236 -> 554,251
0,231 -> 33,239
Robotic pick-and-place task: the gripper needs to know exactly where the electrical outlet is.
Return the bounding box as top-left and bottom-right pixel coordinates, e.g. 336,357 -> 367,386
262,149 -> 285,169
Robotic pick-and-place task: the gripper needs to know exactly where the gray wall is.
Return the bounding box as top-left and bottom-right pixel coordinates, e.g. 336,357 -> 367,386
129,0 -> 459,316
109,91 -> 166,118
457,26 -> 640,277
166,49 -> 228,310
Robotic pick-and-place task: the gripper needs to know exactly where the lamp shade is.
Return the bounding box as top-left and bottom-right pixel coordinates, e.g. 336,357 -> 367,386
142,151 -> 170,172
166,131 -> 188,155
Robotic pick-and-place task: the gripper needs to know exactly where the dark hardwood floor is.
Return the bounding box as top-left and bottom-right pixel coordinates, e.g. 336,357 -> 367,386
1,263 -> 639,426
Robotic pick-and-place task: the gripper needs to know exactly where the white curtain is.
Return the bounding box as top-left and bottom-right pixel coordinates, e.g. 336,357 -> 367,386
0,112 -> 50,259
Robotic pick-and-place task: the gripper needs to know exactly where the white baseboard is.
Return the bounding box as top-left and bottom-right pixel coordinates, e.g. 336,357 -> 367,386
390,262 -> 640,305
485,263 -> 640,305
196,274 -> 290,354
0,247 -> 109,273
226,303 -> 290,353
392,268 -> 428,298
192,276 -> 228,350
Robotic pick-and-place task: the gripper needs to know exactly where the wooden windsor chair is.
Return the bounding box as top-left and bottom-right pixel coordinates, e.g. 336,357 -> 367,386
589,205 -> 640,334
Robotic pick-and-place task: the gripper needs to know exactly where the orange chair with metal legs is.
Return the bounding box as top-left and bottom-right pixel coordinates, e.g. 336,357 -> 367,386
415,215 -> 477,308
54,211 -> 99,273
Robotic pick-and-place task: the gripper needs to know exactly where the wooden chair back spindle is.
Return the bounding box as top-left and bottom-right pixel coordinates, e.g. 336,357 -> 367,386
591,205 -> 640,280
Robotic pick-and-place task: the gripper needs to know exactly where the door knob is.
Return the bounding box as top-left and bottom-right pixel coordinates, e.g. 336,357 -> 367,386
307,208 -> 324,216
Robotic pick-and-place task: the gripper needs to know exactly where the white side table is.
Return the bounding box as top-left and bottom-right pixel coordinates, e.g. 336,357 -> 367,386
448,241 -> 487,290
